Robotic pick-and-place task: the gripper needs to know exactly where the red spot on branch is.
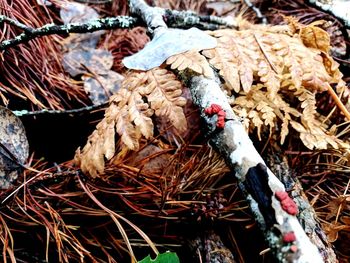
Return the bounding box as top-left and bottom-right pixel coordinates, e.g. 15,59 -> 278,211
211,104 -> 222,114
216,116 -> 225,128
290,245 -> 298,253
204,104 -> 226,129
275,191 -> 298,215
275,191 -> 288,201
283,231 -> 296,243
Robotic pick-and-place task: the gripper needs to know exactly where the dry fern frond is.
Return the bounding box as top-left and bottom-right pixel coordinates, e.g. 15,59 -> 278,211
77,20 -> 350,176
233,84 -> 345,150
166,50 -> 214,78
204,27 -> 339,94
233,86 -> 300,143
203,30 -> 258,93
203,21 -> 349,149
142,68 -> 187,131
75,68 -> 187,177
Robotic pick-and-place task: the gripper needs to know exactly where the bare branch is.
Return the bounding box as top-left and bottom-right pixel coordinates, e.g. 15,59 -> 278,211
0,15 -> 34,33
0,16 -> 139,51
241,0 -> 267,24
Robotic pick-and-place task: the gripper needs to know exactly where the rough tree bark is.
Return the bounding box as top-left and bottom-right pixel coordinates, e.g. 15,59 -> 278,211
128,0 -> 336,262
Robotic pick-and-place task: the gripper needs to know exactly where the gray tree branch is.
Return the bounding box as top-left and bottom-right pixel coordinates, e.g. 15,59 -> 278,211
0,16 -> 139,50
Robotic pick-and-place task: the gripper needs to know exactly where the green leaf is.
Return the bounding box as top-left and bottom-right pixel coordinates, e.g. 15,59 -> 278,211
138,252 -> 180,263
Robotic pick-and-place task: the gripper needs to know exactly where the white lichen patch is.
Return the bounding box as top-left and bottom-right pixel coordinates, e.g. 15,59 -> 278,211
117,16 -> 134,27
123,28 -> 217,70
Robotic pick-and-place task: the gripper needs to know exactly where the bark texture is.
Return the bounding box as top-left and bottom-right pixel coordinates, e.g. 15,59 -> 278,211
189,230 -> 237,263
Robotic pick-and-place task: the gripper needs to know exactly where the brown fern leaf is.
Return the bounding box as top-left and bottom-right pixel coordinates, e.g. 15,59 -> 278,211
166,50 -> 214,78
116,105 -> 141,150
75,68 -> 187,177
143,68 -> 187,132
295,89 -> 317,126
280,34 -> 332,92
289,119 -> 338,150
128,90 -> 154,139
286,17 -> 331,54
233,84 -> 344,150
203,30 -> 258,93
206,22 -> 349,149
205,25 -> 343,95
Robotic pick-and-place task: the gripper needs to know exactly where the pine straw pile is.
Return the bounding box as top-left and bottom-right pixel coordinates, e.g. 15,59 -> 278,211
1,0 -> 350,262
0,141 -> 250,262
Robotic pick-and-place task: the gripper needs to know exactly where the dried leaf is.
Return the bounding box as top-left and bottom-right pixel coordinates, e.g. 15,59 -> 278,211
203,30 -> 257,93
145,69 -> 187,132
213,22 -> 347,150
60,2 -> 99,24
128,90 -> 154,139
60,2 -> 103,50
0,106 -> 29,189
116,105 -> 141,150
83,71 -> 124,104
62,49 -> 114,77
300,23 -> 331,53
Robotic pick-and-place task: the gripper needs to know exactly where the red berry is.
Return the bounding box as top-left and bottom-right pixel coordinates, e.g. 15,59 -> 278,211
216,119 -> 225,128
275,191 -> 288,201
211,104 -> 222,114
217,110 -> 226,117
283,232 -> 296,243
204,107 -> 213,115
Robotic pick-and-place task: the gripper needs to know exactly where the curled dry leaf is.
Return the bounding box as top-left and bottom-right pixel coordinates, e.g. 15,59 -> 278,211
0,106 -> 29,189
299,21 -> 331,53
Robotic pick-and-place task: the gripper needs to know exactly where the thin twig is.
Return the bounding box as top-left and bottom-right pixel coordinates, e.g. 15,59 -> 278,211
0,15 -> 34,33
13,103 -> 107,117
241,0 -> 267,24
0,16 -> 139,50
